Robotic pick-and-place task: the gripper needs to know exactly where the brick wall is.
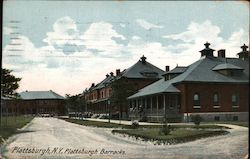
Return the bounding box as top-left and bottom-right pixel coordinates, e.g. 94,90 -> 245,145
176,83 -> 249,113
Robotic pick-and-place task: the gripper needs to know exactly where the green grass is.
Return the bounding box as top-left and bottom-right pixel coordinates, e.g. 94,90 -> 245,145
112,128 -> 229,145
63,118 -> 230,144
0,116 -> 34,144
64,118 -> 127,128
63,118 -> 229,129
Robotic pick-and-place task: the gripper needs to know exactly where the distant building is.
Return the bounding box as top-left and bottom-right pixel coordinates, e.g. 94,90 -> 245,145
128,43 -> 249,122
1,96 -> 19,117
18,90 -> 65,115
84,55 -> 165,119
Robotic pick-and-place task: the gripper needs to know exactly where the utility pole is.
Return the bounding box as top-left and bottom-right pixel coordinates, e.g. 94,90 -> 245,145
108,99 -> 110,123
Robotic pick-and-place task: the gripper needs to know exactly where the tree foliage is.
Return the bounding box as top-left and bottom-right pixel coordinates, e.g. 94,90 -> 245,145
65,94 -> 86,113
1,68 -> 21,97
110,77 -> 137,108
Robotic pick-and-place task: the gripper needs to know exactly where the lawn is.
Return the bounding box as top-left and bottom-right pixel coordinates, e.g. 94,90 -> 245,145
112,128 -> 229,145
63,118 -> 127,128
63,118 -> 229,129
63,118 -> 230,144
0,115 -> 34,144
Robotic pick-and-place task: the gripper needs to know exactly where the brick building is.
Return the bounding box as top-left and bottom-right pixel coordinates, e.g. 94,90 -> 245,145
1,96 -> 20,117
18,90 -> 65,115
128,43 -> 249,122
84,56 -> 165,119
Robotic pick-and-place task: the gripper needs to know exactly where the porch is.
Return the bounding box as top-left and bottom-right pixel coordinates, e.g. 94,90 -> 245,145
128,93 -> 182,122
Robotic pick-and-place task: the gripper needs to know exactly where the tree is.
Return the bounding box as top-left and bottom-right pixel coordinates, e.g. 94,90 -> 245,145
1,68 -> 21,98
65,94 -> 86,117
110,77 -> 137,118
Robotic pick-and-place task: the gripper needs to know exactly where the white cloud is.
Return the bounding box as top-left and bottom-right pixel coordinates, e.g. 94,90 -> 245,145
120,23 -> 126,28
132,36 -> 141,40
136,19 -> 164,30
81,21 -> 126,57
43,16 -> 84,48
163,20 -> 248,58
163,20 -> 222,44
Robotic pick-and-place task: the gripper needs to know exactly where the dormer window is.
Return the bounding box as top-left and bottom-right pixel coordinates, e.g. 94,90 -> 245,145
140,71 -> 158,78
163,66 -> 188,81
212,63 -> 244,77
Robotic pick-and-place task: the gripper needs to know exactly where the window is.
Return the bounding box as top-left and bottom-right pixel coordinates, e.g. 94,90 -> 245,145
214,116 -> 220,121
232,93 -> 239,107
193,93 -> 200,108
233,116 -> 238,121
213,93 -> 220,108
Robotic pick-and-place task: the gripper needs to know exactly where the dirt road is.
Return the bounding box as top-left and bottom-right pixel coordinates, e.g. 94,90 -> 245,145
1,118 -> 248,159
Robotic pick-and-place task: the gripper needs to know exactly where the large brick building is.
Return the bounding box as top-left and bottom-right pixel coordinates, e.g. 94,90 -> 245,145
84,56 -> 165,119
1,90 -> 66,116
18,90 -> 65,115
128,43 -> 249,122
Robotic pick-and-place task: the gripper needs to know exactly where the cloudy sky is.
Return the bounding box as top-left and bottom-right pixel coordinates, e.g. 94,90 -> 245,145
2,1 -> 249,96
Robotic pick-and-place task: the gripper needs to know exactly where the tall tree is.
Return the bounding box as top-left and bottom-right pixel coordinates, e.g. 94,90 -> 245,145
65,94 -> 86,114
1,68 -> 21,97
110,77 -> 137,117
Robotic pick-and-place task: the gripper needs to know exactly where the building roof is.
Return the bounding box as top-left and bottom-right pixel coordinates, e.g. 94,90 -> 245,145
93,75 -> 115,90
86,55 -> 165,92
19,90 -> 65,100
118,56 -> 164,79
128,56 -> 249,99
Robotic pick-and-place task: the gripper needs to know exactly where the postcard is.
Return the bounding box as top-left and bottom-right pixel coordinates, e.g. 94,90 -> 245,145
1,1 -> 249,159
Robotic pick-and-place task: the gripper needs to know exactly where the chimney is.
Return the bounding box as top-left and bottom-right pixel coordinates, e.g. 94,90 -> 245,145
218,49 -> 225,58
116,69 -> 121,76
165,66 -> 170,72
106,74 -> 109,78
110,72 -> 114,76
91,83 -> 95,87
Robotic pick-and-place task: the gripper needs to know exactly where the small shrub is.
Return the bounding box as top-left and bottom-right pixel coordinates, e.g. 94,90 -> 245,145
159,124 -> 171,135
131,120 -> 139,129
191,115 -> 202,126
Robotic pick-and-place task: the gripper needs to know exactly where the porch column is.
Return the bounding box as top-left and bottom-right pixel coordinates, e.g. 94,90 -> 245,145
145,97 -> 147,110
163,94 -> 166,122
156,95 -> 159,121
150,96 -> 153,114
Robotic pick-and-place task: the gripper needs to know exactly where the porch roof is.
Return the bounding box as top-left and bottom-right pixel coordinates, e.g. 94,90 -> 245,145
128,80 -> 180,99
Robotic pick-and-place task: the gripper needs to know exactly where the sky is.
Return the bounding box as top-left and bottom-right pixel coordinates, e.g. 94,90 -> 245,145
2,0 -> 249,96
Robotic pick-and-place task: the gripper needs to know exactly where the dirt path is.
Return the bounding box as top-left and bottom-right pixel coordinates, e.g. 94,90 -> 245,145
1,117 -> 248,159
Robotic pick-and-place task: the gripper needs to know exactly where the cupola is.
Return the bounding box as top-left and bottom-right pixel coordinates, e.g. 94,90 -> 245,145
199,42 -> 215,57
140,55 -> 147,64
237,44 -> 249,60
